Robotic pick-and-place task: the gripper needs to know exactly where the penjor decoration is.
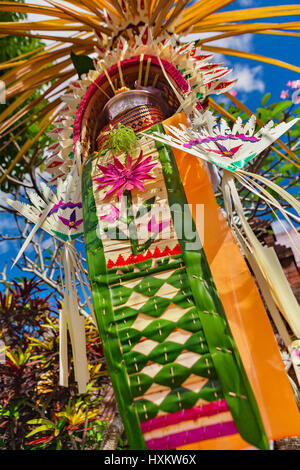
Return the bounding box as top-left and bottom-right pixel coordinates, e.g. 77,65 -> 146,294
1,0 -> 300,451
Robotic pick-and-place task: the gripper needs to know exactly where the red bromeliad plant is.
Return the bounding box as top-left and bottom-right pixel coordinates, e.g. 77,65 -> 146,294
0,278 -> 109,450
0,278 -> 56,349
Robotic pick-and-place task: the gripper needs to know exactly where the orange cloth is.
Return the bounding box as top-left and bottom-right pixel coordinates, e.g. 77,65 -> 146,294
163,114 -> 300,450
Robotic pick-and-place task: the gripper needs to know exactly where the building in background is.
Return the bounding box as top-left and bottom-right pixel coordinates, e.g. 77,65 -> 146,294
251,219 -> 300,303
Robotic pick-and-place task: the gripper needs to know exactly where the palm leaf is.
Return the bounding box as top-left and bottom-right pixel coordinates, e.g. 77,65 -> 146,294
208,95 -> 300,168
0,110 -> 57,185
202,45 -> 300,74
1,0 -> 300,183
223,92 -> 300,165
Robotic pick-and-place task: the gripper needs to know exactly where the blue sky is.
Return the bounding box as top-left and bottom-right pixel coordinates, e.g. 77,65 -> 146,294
232,0 -> 299,108
24,0 -> 300,109
187,0 -> 300,109
0,0 -> 299,288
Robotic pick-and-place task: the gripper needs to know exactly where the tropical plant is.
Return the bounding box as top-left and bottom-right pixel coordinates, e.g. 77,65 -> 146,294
0,277 -> 56,348
0,277 -> 110,450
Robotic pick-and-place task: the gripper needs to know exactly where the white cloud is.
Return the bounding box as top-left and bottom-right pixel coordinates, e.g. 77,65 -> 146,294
231,64 -> 265,93
182,32 -> 254,64
182,32 -> 264,96
0,239 -> 17,256
214,34 -> 253,53
41,236 -> 53,250
0,191 -> 13,210
183,32 -> 253,53
238,0 -> 254,6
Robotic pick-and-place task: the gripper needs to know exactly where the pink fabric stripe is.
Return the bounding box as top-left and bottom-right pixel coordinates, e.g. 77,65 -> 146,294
145,420 -> 238,450
73,55 -> 189,143
141,399 -> 229,434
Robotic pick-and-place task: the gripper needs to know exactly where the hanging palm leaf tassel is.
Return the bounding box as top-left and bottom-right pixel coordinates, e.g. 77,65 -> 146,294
222,171 -> 300,339
59,244 -> 90,394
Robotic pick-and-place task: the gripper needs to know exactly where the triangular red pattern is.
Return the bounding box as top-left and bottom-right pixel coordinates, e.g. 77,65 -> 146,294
116,254 -> 126,265
106,244 -> 182,268
172,244 -> 182,255
153,247 -> 161,257
161,247 -> 171,256
126,254 -> 135,263
141,26 -> 149,45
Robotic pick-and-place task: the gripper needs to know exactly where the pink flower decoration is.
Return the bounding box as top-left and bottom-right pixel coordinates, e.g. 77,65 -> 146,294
100,204 -> 120,223
148,215 -> 171,233
229,89 -> 237,97
94,151 -> 157,200
280,90 -> 290,99
291,80 -> 300,89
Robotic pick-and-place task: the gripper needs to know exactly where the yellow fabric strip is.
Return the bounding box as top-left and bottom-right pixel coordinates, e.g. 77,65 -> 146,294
163,113 -> 300,449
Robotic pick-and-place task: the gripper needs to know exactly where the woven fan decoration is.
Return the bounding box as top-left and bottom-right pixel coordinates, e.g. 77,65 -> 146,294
2,0 -> 300,451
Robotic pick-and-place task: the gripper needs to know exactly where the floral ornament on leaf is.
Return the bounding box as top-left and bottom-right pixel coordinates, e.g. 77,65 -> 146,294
148,215 -> 171,233
58,209 -> 83,230
204,142 -> 243,159
94,151 -> 157,199
100,204 -> 120,223
48,201 -> 82,216
148,112 -> 299,172
4,163 -> 84,243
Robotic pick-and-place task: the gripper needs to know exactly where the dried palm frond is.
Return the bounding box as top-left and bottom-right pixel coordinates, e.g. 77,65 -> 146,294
1,0 -> 300,181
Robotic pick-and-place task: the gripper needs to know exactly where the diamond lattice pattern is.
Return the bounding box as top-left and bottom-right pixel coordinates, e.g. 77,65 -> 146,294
110,263 -> 224,422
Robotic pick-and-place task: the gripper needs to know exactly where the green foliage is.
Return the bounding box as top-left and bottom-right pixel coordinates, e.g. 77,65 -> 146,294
261,92 -> 271,107
101,123 -> 138,155
271,100 -> 293,117
0,0 -> 42,70
71,51 -> 95,79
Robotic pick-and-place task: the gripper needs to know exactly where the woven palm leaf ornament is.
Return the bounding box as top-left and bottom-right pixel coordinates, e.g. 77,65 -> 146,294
149,112 -> 300,338
5,146 -> 93,393
2,0 -> 300,450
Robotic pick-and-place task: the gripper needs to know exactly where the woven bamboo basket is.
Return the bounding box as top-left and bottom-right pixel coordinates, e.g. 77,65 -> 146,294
79,56 -> 184,158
